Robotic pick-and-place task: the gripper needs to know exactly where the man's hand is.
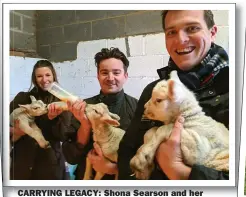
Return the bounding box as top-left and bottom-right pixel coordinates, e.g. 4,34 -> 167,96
48,103 -> 63,120
67,100 -> 91,129
88,143 -> 118,175
10,119 -> 26,137
155,116 -> 191,180
67,100 -> 92,145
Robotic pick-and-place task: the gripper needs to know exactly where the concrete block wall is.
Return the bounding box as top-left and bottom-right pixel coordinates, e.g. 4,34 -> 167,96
36,10 -> 163,62
35,10 -> 228,62
10,10 -> 37,53
53,36 -> 163,99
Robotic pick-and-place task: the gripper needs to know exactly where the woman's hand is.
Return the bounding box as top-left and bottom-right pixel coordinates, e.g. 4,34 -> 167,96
10,119 -> 26,137
48,103 -> 63,120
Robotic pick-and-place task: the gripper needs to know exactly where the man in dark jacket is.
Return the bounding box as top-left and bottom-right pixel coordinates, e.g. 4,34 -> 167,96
118,10 -> 229,180
62,47 -> 138,179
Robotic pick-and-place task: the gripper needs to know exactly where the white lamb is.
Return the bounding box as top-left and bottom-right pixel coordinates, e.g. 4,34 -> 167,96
130,70 -> 229,180
10,95 -> 50,148
83,103 -> 125,180
38,101 -> 125,180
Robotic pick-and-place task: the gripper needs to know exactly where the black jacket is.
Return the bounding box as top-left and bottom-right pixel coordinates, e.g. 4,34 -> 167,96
10,89 -> 72,180
62,90 -> 138,180
118,66 -> 229,180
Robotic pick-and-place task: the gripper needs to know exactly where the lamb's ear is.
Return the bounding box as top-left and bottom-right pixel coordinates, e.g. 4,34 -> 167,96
30,95 -> 36,102
18,104 -> 30,111
167,80 -> 175,101
168,79 -> 183,102
170,70 -> 182,83
109,112 -> 120,121
102,114 -> 120,127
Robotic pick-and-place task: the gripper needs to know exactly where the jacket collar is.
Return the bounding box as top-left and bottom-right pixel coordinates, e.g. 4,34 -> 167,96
98,89 -> 124,106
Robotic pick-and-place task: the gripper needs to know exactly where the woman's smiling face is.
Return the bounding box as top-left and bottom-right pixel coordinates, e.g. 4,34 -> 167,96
35,67 -> 54,91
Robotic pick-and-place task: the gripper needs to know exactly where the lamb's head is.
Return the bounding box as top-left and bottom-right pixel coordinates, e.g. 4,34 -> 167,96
85,103 -> 120,127
143,70 -> 197,124
19,95 -> 48,116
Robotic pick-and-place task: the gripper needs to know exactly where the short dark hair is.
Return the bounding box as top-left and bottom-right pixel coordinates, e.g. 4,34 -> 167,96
29,59 -> 58,91
94,47 -> 129,73
161,10 -> 215,31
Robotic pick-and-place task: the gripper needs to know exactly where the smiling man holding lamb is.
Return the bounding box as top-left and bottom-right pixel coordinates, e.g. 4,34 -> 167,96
118,10 -> 229,180
62,48 -> 138,180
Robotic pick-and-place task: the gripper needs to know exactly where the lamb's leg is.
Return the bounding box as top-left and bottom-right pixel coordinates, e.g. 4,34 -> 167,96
204,149 -> 229,171
130,124 -> 173,180
114,173 -> 119,180
94,172 -> 105,180
129,127 -> 157,180
30,123 -> 50,148
17,122 -> 49,148
83,157 -> 94,180
205,158 -> 229,171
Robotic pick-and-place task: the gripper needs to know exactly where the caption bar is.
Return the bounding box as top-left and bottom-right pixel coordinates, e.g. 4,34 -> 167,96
17,189 -> 204,196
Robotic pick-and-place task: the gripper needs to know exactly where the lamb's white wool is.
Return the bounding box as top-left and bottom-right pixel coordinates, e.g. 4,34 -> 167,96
83,103 -> 125,180
10,95 -> 50,148
130,70 -> 229,180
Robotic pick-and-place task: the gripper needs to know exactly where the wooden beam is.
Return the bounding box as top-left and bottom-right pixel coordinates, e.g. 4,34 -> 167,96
10,51 -> 25,57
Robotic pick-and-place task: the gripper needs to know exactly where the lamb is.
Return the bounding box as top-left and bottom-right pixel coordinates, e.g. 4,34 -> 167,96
130,70 -> 229,180
10,95 -> 50,148
38,99 -> 125,180
83,103 -> 125,180
39,100 -> 125,180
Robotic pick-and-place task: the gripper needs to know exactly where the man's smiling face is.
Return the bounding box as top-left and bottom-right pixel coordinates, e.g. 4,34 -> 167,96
164,10 -> 217,71
97,58 -> 128,94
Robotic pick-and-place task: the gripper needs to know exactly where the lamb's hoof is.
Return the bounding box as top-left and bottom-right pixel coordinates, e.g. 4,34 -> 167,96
130,155 -> 144,172
83,175 -> 93,180
39,141 -> 51,149
134,168 -> 153,180
130,151 -> 153,170
45,143 -> 51,149
130,155 -> 153,180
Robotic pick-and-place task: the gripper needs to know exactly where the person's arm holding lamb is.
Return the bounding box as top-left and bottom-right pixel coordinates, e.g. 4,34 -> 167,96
88,143 -> 118,175
155,116 -> 192,180
10,120 -> 26,142
156,118 -> 229,180
61,100 -> 92,165
63,100 -> 118,175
